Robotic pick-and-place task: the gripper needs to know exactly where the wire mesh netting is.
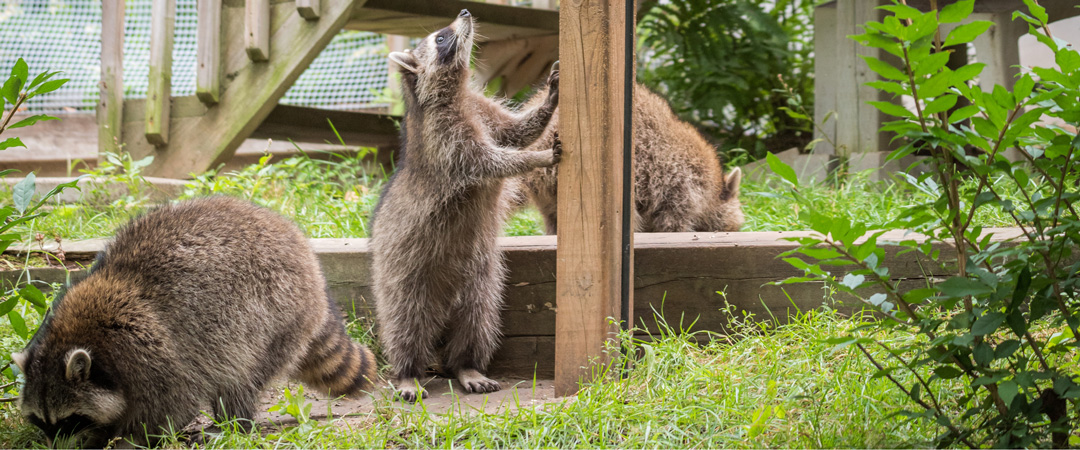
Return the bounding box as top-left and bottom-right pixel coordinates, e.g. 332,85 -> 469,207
0,0 -> 391,115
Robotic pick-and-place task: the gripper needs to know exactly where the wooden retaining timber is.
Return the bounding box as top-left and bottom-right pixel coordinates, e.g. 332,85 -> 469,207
3,229 -> 1024,379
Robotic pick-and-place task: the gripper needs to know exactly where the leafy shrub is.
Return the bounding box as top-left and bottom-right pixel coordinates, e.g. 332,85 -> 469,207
770,1 -> 1080,446
637,0 -> 816,159
0,59 -> 75,401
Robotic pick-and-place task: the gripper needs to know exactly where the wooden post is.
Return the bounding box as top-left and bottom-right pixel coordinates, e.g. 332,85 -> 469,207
971,12 -> 1025,92
554,0 -> 632,397
245,0 -> 270,61
533,0 -> 555,9
145,0 -> 175,146
98,0 -> 124,155
297,0 -> 320,19
196,0 -> 222,104
812,2 -> 837,156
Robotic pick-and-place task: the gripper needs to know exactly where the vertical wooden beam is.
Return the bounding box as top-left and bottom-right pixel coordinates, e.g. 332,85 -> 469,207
386,35 -> 409,114
297,0 -> 320,19
554,0 -> 630,397
245,0 -> 270,61
196,0 -> 222,104
533,0 -> 555,9
98,0 -> 124,155
145,0 -> 175,146
971,12 -> 1024,92
812,2 -> 837,156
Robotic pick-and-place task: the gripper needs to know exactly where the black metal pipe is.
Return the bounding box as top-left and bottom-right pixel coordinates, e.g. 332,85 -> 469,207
620,0 -> 634,334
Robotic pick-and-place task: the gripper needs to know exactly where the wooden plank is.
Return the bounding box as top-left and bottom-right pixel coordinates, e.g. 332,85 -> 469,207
97,0 -> 124,155
245,0 -> 270,61
7,230 -> 1026,378
971,12 -> 1025,92
832,0 -> 857,157
197,0 -> 223,104
347,0 -> 557,40
532,0 -> 555,10
554,0 -> 631,397
145,0 -> 176,146
812,2 -> 837,156
854,0 -> 889,155
474,35 -> 558,97
297,0 -> 320,19
121,0 -> 357,178
250,104 -> 399,148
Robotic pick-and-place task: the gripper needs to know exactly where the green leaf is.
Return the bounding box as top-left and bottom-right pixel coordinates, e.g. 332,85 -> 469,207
11,58 -> 28,84
13,173 -> 36,214
939,0 -> 974,23
18,285 -> 47,309
7,114 -> 58,130
0,137 -> 26,151
923,95 -> 958,115
933,366 -> 965,379
998,380 -> 1019,406
972,311 -> 1006,336
1021,0 -> 1048,24
952,63 -> 986,85
840,273 -> 866,290
948,105 -> 981,123
8,311 -> 27,339
26,78 -> 69,100
1006,310 -> 1027,336
28,70 -> 60,89
0,297 -> 17,317
1055,49 -> 1079,74
974,341 -> 994,365
943,21 -> 994,47
939,276 -> 993,298
868,101 -> 915,119
1,75 -> 20,104
995,340 -> 1021,359
1013,74 -> 1035,102
915,52 -> 951,78
861,56 -> 909,81
766,152 -> 798,187
1009,266 -> 1031,312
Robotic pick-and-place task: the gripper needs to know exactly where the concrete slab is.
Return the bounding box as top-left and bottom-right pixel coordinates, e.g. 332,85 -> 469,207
257,377 -> 560,428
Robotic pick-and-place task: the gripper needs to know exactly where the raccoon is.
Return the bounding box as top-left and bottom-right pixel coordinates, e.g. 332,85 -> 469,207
12,196 -> 376,448
518,83 -> 745,234
371,9 -> 559,402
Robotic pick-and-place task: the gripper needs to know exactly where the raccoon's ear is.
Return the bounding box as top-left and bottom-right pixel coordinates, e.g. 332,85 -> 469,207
65,349 -> 92,382
723,167 -> 742,201
389,51 -> 419,74
11,351 -> 27,372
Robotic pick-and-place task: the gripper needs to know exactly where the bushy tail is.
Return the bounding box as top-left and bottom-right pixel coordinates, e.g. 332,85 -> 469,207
296,311 -> 377,397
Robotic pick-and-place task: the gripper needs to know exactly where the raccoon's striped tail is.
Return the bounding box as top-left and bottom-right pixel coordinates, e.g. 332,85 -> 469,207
296,312 -> 377,397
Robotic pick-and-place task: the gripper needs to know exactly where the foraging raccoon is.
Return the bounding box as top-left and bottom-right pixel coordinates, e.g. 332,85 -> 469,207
519,82 -> 744,234
12,196 -> 376,448
371,9 -> 559,402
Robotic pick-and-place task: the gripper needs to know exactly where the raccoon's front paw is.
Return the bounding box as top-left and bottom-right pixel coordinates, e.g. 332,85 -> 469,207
457,369 -> 502,394
395,378 -> 428,403
545,67 -> 559,108
550,132 -> 562,165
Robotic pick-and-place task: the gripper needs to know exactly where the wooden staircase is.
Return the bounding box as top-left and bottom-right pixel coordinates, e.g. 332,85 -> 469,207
99,0 -> 559,178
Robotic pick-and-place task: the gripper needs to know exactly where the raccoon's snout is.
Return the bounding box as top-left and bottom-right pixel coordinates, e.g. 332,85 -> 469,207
458,9 -> 470,18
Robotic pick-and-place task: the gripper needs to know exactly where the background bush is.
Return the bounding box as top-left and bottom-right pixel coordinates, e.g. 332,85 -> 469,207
637,0 -> 816,161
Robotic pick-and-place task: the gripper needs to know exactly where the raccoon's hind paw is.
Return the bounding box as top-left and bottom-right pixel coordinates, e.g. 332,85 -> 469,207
395,378 -> 428,403
457,369 -> 501,394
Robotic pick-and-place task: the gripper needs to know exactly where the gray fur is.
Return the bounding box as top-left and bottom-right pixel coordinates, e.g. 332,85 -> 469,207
372,10 -> 559,402
13,196 -> 376,447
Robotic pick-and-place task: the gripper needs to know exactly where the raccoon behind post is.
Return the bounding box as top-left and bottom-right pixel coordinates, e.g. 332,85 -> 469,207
12,196 -> 376,448
519,83 -> 745,234
371,9 -> 559,402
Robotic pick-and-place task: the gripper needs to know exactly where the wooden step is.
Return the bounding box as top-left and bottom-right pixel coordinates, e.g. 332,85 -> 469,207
348,0 -> 558,40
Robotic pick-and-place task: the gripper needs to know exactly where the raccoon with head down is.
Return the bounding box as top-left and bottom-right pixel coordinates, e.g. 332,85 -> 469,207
518,83 -> 745,234
372,9 -> 559,402
12,196 -> 376,448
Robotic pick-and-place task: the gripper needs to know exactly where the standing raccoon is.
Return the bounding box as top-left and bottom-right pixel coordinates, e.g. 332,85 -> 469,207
13,196 -> 376,448
371,9 -> 559,402
519,84 -> 745,234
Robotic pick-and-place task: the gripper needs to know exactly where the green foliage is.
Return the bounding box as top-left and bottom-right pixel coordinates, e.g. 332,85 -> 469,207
637,0 -> 816,158
772,1 -> 1080,446
0,59 -> 75,403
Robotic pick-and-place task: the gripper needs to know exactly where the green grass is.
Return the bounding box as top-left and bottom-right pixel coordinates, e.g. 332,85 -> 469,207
0,302 -> 945,448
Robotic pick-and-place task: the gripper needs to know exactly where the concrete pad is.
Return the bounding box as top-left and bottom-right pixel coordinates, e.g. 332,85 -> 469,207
257,377 -> 560,428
